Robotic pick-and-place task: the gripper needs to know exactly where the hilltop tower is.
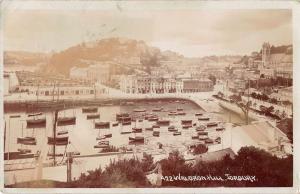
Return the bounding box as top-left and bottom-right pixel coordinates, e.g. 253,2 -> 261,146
262,42 -> 271,68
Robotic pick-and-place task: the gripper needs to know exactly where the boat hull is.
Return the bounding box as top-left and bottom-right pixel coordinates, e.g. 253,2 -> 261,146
95,122 -> 110,129
57,117 -> 76,126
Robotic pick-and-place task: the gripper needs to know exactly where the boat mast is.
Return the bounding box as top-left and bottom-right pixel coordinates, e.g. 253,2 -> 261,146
94,83 -> 96,100
4,121 -> 6,154
53,110 -> 58,166
36,83 -> 40,105
57,83 -> 60,102
52,82 -> 56,102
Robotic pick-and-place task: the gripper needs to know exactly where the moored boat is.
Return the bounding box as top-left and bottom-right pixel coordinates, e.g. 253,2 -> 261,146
196,125 -> 206,131
153,107 -> 163,112
216,127 -> 225,131
87,114 -> 100,120
4,152 -> 35,160
47,136 -> 69,145
191,133 -> 199,139
148,117 -> 159,122
177,112 -> 186,116
122,121 -> 131,126
205,138 -> 214,144
153,131 -> 160,137
182,124 -> 192,129
173,131 -> 182,136
57,130 -> 68,135
195,113 -> 203,116
47,153 -> 64,157
177,108 -> 183,111
57,117 -> 76,126
168,111 -> 178,116
98,140 -> 109,145
121,131 -> 132,134
215,137 -> 221,144
145,127 -> 153,131
168,126 -> 177,132
116,113 -> 130,121
10,115 -> 21,118
198,135 -> 209,140
181,120 -> 192,125
157,120 -> 170,126
133,109 -> 146,113
132,127 -> 142,133
104,133 -> 112,138
96,135 -> 106,140
95,121 -> 110,129
28,112 -> 43,117
17,137 -> 37,145
94,144 -> 109,149
112,122 -> 119,127
207,122 -> 218,127
82,107 -> 98,113
198,117 -> 210,121
153,124 -> 160,129
128,136 -> 144,142
17,148 -> 31,154
198,131 -> 208,136
26,118 -> 46,127
17,137 -> 36,142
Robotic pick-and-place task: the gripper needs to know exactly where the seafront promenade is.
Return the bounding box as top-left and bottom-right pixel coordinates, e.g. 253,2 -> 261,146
4,87 -> 221,113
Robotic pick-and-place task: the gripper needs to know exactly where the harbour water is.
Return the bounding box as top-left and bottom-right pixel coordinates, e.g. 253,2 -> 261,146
4,99 -> 248,160
4,99 -> 250,184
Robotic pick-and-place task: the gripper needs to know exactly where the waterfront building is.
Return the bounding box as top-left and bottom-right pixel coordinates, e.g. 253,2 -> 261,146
18,84 -> 107,98
3,73 -> 10,95
69,67 -> 89,79
87,64 -> 110,83
3,72 -> 20,94
120,75 -> 137,94
228,78 -> 247,93
120,75 -> 212,94
182,79 -> 213,93
262,42 -> 271,68
70,63 -> 111,83
277,87 -> 293,103
260,68 -> 276,78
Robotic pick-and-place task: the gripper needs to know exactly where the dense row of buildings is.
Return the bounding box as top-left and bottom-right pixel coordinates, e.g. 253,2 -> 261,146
4,71 -> 108,98
226,42 -> 293,99
224,43 -> 293,106
69,61 -> 111,84
120,74 -> 213,94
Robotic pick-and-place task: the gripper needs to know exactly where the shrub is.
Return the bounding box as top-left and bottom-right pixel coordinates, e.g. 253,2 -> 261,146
193,144 -> 208,155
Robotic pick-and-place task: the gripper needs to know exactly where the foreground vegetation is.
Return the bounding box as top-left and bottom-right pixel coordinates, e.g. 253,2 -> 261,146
7,146 -> 292,188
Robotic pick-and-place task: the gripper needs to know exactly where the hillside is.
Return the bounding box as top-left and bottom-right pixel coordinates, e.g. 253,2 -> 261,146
4,51 -> 50,66
45,37 -> 163,75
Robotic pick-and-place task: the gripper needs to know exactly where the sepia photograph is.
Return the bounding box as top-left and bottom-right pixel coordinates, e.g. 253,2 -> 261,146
0,0 -> 298,193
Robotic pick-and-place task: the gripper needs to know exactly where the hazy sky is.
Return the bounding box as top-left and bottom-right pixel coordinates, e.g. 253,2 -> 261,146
3,9 -> 292,57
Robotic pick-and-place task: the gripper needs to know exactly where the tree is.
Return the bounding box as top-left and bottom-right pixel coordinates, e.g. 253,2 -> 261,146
217,91 -> 224,98
270,98 -> 278,104
208,74 -> 217,85
230,94 -> 250,124
193,144 -> 208,155
251,92 -> 257,99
